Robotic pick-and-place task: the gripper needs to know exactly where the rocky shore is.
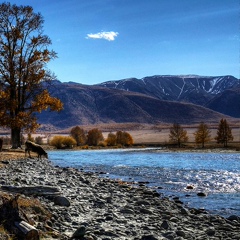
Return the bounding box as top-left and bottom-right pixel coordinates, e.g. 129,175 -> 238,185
0,157 -> 240,240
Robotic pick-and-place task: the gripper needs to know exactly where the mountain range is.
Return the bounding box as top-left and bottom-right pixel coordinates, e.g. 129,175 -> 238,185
97,75 -> 238,106
38,75 -> 240,130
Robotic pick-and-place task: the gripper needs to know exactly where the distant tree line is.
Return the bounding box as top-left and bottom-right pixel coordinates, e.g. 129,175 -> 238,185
2,118 -> 231,149
169,118 -> 234,148
50,126 -> 134,149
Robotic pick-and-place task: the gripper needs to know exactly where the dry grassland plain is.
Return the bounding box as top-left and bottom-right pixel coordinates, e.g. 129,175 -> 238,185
52,122 -> 240,146
0,122 -> 238,147
130,127 -> 240,144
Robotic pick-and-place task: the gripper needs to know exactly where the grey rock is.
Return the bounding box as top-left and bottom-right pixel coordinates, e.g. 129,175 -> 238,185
218,223 -> 235,231
181,207 -> 190,215
163,231 -> 176,240
197,192 -> 207,197
54,196 -> 71,207
141,234 -> 159,240
139,208 -> 153,214
120,207 -> 135,214
161,220 -> 171,230
169,217 -> 178,223
136,200 -> 151,206
72,225 -> 86,238
176,230 -> 186,237
206,227 -> 216,236
227,215 -> 239,221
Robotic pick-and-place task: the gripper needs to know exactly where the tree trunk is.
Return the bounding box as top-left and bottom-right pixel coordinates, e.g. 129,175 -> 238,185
11,127 -> 22,149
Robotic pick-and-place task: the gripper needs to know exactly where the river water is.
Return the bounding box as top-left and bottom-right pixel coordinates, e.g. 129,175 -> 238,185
48,149 -> 240,217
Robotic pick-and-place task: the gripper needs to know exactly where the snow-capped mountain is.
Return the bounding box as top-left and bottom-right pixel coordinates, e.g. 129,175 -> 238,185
37,77 -> 235,129
97,75 -> 239,106
35,75 -> 239,129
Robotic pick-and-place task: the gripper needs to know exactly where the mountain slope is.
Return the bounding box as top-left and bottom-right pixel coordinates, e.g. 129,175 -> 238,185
96,75 -> 239,106
37,81 -> 230,129
205,86 -> 240,118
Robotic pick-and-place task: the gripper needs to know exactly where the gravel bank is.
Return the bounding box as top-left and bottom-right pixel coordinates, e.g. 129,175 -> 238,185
0,158 -> 240,240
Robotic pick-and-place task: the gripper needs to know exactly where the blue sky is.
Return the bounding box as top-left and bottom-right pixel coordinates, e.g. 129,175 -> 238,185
7,0 -> 240,84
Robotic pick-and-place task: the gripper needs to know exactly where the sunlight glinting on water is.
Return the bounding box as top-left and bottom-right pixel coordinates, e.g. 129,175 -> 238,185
49,149 -> 240,216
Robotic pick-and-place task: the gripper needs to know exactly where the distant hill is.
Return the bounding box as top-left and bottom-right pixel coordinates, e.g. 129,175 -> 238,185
96,75 -> 239,106
37,80 -> 231,130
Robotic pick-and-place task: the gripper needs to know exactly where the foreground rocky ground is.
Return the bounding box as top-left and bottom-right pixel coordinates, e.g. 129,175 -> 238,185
0,156 -> 240,240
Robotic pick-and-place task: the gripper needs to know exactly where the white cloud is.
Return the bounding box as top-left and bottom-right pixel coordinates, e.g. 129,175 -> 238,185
86,31 -> 119,41
229,35 -> 239,41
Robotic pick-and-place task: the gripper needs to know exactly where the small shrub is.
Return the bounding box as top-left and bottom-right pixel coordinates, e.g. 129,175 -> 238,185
81,145 -> 89,149
50,136 -> 64,149
116,131 -> 134,146
50,136 -> 76,149
98,141 -> 107,147
0,225 -> 11,240
62,136 -> 77,148
106,132 -> 117,146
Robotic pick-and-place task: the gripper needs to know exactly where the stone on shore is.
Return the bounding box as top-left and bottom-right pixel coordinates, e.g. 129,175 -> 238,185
54,196 -> 71,207
197,192 -> 207,197
71,225 -> 86,238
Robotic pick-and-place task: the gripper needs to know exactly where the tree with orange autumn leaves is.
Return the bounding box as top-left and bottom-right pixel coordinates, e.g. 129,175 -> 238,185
0,3 -> 63,148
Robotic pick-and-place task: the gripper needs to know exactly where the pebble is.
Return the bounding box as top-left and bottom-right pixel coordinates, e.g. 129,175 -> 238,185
0,158 -> 240,240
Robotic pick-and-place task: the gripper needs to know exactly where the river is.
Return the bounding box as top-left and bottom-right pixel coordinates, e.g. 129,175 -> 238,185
48,148 -> 240,217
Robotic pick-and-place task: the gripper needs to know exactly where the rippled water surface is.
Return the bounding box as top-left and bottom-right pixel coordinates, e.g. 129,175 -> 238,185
49,149 -> 240,217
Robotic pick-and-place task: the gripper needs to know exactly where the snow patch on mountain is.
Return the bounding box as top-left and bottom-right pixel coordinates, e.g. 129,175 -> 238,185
96,75 -> 239,106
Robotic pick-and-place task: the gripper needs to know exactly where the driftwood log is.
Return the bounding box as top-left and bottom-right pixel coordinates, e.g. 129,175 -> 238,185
1,185 -> 61,196
15,221 -> 39,240
0,195 -> 39,240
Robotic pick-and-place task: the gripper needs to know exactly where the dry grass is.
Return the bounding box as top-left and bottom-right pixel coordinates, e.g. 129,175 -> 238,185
0,149 -> 40,163
0,151 -> 25,161
17,196 -> 51,220
0,225 -> 13,240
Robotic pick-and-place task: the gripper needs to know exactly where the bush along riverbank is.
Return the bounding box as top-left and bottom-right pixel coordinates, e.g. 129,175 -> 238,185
0,158 -> 239,240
